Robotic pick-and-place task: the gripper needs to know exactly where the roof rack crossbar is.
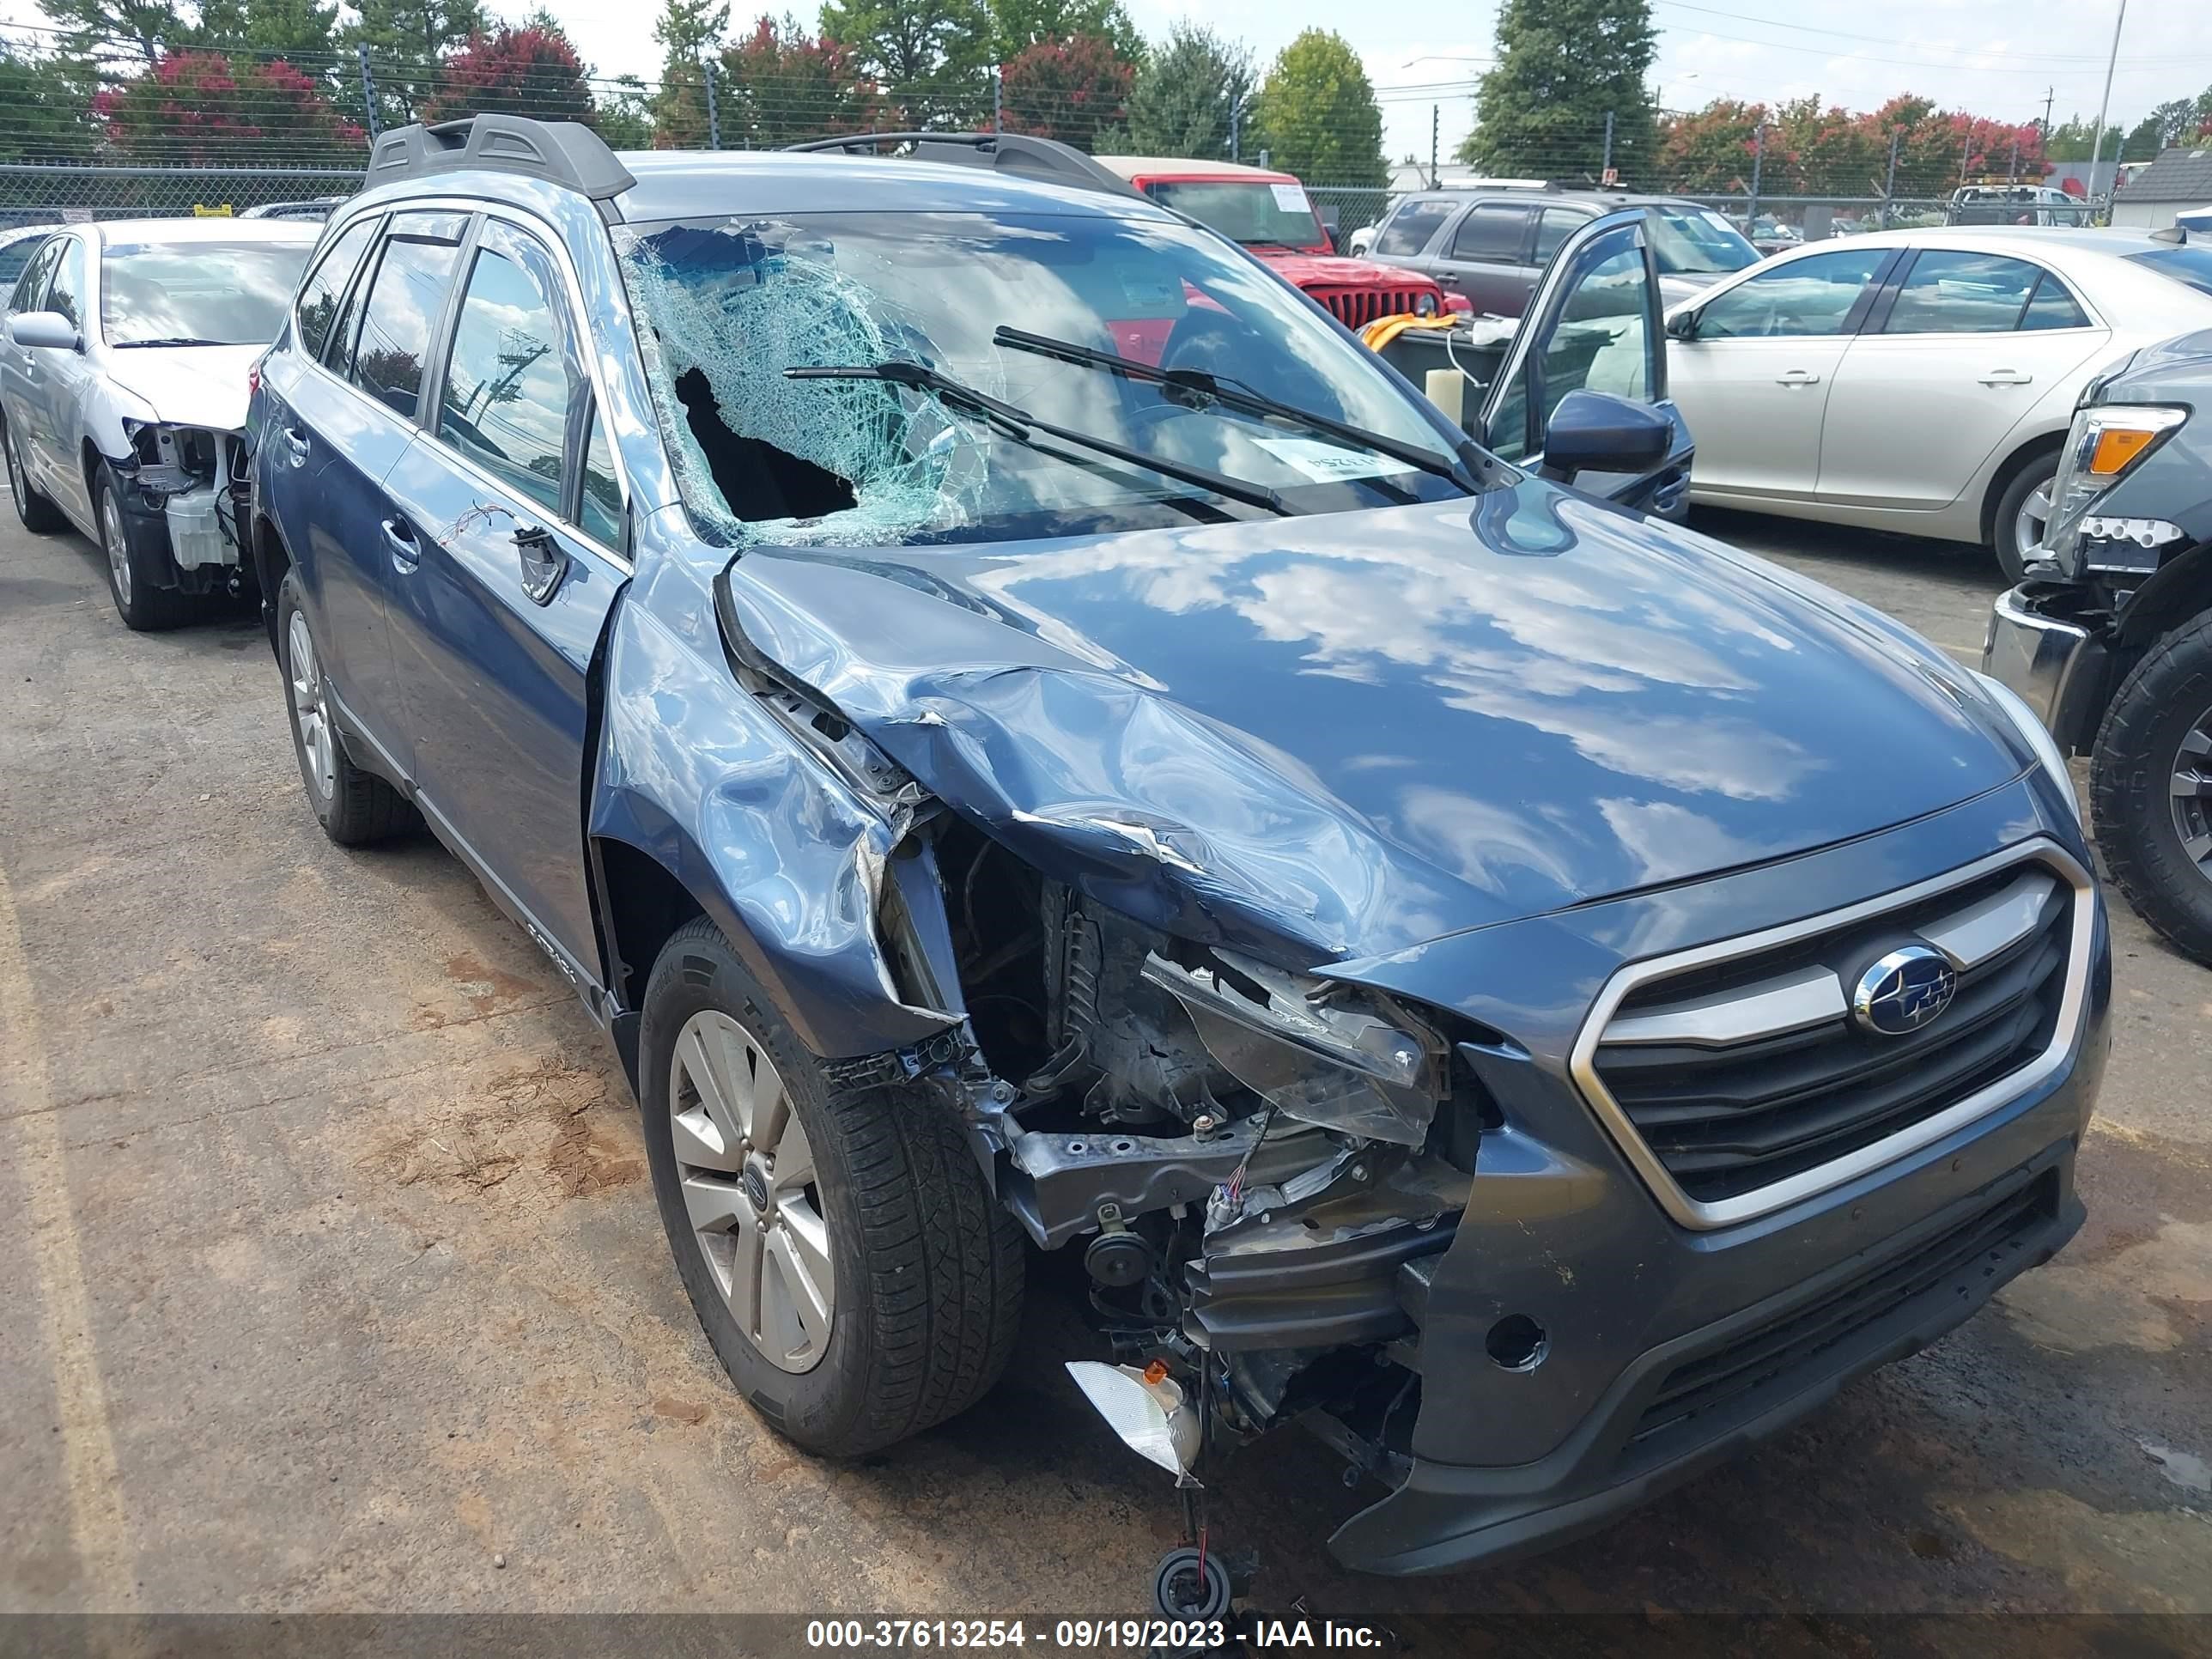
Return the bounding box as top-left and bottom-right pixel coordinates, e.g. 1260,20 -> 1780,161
364,114 -> 636,202
782,131 -> 1141,200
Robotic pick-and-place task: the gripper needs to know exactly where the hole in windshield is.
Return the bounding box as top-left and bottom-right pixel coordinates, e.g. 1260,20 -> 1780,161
676,367 -> 857,521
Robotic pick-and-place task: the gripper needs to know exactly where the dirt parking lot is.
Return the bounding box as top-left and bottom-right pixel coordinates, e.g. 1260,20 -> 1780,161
3,501 -> 2208,1638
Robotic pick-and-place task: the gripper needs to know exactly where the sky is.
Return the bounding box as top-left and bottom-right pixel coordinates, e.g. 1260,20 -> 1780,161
7,0 -> 2209,164
529,0 -> 2210,161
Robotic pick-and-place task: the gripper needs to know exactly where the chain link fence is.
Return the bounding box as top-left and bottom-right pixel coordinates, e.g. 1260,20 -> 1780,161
0,163 -> 363,225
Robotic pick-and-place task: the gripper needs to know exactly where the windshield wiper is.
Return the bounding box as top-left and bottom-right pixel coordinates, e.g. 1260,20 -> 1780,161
786,360 -> 1292,517
113,337 -> 228,348
994,325 -> 1485,493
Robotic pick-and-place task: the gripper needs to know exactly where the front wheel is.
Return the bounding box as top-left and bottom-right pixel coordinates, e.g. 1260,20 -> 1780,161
1991,452 -> 2059,586
95,463 -> 196,631
2091,610 -> 2212,966
640,917 -> 1024,1456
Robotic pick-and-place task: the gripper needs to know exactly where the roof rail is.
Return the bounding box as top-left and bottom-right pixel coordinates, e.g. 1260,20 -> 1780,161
783,131 -> 1142,200
364,115 -> 637,202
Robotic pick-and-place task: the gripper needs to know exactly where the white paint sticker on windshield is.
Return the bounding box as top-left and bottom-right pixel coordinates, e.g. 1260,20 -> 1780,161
1271,183 -> 1310,213
1252,436 -> 1417,483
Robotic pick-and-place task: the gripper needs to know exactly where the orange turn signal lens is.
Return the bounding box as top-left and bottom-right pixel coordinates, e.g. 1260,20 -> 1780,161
1143,1358 -> 1170,1385
2088,427 -> 2156,474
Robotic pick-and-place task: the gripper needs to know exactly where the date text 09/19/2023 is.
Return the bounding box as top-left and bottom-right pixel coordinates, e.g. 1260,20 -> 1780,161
803,1619 -> 1389,1650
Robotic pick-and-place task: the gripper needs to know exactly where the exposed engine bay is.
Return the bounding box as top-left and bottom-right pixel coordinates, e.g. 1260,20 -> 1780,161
119,420 -> 252,592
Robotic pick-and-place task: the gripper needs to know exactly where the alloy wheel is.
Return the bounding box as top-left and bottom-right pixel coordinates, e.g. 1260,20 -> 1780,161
100,488 -> 131,608
2013,481 -> 2053,560
2173,708 -> 2212,879
668,1009 -> 834,1375
286,611 -> 336,800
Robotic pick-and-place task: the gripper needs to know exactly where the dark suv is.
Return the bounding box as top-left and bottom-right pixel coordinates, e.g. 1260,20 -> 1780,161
1368,188 -> 1761,317
246,117 -> 2106,1589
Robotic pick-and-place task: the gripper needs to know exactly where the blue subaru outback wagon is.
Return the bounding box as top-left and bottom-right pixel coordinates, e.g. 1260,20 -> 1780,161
247,117 -> 2110,1587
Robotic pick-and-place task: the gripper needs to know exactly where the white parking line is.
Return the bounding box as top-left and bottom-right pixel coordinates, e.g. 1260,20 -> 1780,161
0,859 -> 136,1607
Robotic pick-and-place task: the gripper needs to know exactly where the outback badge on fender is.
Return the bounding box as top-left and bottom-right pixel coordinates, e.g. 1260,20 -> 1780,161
1851,945 -> 1959,1036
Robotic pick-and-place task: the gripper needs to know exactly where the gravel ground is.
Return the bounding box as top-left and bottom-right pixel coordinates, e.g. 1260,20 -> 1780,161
2,500 -> 2206,1638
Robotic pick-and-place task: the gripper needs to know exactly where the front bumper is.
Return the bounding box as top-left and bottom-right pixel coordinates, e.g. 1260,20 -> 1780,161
1330,1137 -> 2084,1574
1981,581 -> 2109,753
1318,785 -> 2110,1576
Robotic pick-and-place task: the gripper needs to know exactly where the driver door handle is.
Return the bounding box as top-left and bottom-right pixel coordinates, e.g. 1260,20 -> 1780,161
1774,368 -> 1821,386
283,426 -> 310,462
380,517 -> 420,572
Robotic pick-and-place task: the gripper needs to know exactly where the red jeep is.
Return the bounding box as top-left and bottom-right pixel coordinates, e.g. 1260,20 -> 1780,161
1095,156 -> 1453,330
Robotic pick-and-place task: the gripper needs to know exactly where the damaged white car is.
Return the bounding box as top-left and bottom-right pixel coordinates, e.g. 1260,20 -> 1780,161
0,217 -> 319,629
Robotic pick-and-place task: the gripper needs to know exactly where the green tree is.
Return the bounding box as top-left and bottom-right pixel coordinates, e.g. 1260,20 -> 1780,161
818,0 -> 992,127
1121,21 -> 1251,161
1252,28 -> 1384,187
194,0 -> 342,60
40,0 -> 191,70
719,13 -> 883,147
0,44 -> 88,161
988,0 -> 1139,67
650,0 -> 728,146
343,0 -> 490,125
1457,0 -> 1656,182
596,72 -> 656,146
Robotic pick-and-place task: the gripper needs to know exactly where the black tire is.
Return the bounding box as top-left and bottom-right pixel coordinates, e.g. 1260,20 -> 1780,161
276,568 -> 415,845
1990,451 -> 2059,586
640,916 -> 1024,1457
2,410 -> 66,533
94,462 -> 197,631
2090,610 -> 2212,966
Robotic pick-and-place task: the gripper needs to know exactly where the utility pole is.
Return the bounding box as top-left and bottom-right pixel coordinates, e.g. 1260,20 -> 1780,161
2041,85 -> 2055,138
1881,129 -> 1900,228
1431,105 -> 1439,189
1601,109 -> 1615,183
1747,125 -> 1765,229
2009,136 -> 2020,182
2086,0 -> 2128,209
1230,99 -> 1242,164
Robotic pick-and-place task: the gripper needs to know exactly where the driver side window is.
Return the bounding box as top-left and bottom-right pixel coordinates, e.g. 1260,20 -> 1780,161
1695,247 -> 1890,339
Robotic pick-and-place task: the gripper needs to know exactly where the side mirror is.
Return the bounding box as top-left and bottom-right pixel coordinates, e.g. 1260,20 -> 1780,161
1664,308 -> 1699,342
9,311 -> 81,351
1542,389 -> 1673,477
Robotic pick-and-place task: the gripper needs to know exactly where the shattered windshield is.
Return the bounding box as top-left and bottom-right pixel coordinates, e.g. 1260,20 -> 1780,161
617,209 -> 1468,550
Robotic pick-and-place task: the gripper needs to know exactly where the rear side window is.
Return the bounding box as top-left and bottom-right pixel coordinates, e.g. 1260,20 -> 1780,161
435,222 -> 582,517
346,211 -> 466,418
45,238 -> 86,330
295,217 -> 378,362
1448,204 -> 1530,264
1374,199 -> 1454,258
2020,272 -> 2090,330
1532,207 -> 1586,265
1884,251 -> 2045,334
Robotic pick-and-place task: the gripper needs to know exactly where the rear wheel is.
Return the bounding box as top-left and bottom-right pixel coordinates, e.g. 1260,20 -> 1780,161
3,410 -> 65,533
1991,452 -> 2058,586
2091,611 -> 2212,966
276,569 -> 414,845
95,463 -> 197,631
640,918 -> 1024,1456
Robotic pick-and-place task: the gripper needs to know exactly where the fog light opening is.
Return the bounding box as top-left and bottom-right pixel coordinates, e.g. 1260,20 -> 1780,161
1486,1314 -> 1547,1372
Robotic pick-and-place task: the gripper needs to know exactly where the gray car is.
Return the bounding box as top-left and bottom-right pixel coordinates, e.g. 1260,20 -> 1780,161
1368,188 -> 1762,317
0,216 -> 318,629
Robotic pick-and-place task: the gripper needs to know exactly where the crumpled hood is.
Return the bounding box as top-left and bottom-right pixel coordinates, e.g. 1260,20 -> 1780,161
97,343 -> 263,433
717,484 -> 2028,963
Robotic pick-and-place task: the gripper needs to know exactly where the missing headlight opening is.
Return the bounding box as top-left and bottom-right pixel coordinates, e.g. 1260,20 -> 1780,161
902,818 -> 1474,1558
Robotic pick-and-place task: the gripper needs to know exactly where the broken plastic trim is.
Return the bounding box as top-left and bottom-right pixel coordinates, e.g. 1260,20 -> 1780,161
1142,951 -> 1439,1147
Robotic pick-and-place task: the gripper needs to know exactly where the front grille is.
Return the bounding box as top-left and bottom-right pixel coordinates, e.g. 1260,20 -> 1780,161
1583,851 -> 2081,1217
1314,287 -> 1431,327
1628,1170 -> 2059,1454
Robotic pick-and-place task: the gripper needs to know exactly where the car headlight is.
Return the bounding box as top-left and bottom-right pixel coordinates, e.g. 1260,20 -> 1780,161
1972,669 -> 2083,826
2042,403 -> 2187,568
1141,949 -> 1440,1146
